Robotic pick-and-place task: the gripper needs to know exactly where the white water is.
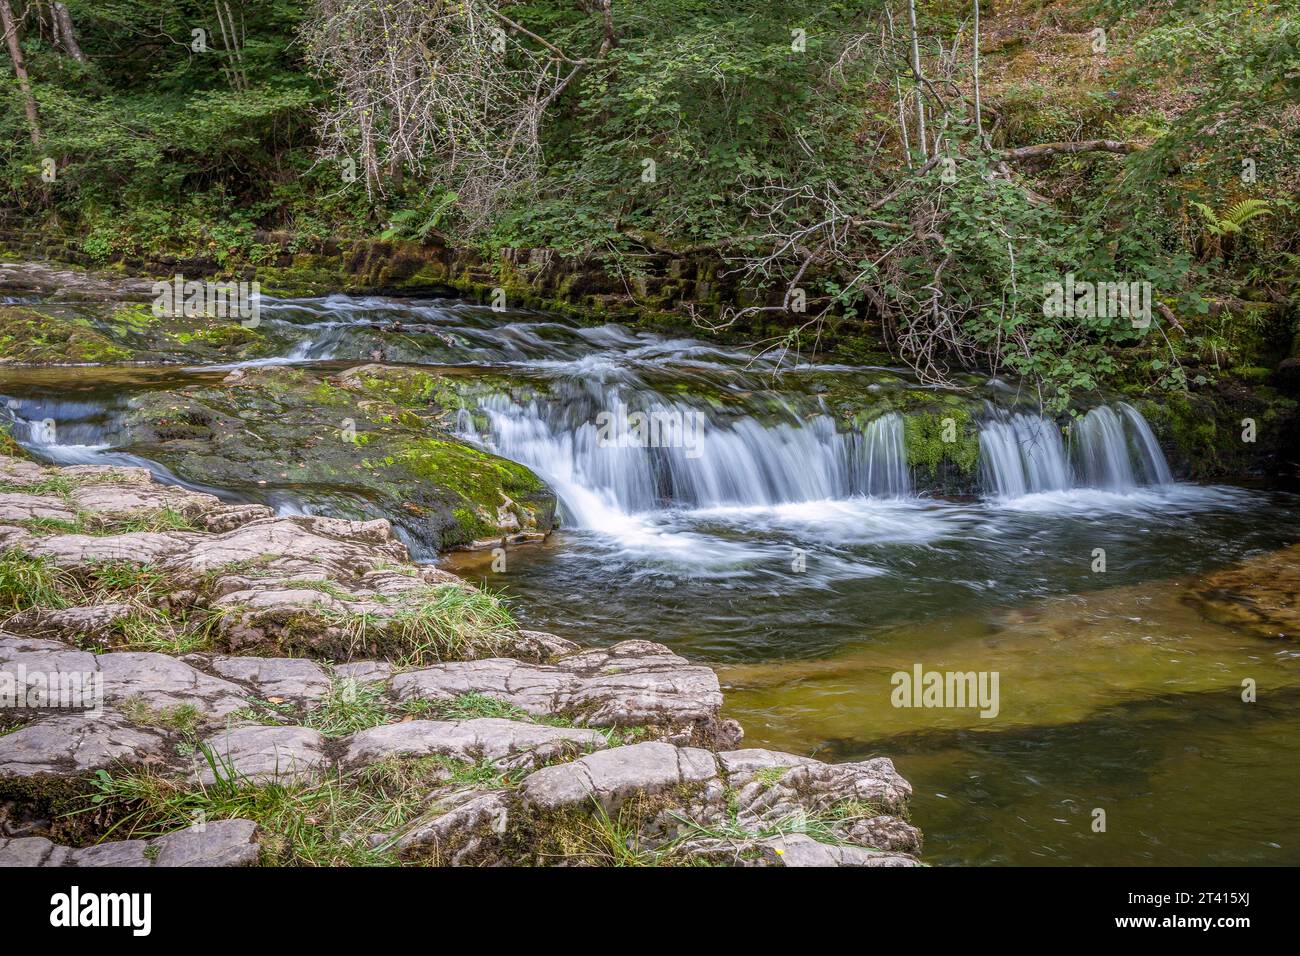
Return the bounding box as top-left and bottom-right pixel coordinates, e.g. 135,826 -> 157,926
979,403 -> 1173,499
459,394 -> 910,529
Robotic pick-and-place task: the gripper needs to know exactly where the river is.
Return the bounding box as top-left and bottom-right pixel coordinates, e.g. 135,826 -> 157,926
4,290 -> 1298,865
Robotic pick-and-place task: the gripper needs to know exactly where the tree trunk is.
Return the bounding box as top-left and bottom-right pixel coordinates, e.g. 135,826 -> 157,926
52,2 -> 87,63
972,0 -> 982,140
906,0 -> 927,161
597,0 -> 616,57
0,0 -> 42,145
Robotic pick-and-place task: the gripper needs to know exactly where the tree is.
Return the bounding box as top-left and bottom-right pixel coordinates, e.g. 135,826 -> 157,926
0,0 -> 42,145
51,2 -> 87,64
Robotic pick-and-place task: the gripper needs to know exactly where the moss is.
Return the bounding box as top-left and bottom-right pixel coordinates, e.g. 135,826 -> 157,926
110,303 -> 160,331
397,436 -> 547,542
116,699 -> 203,734
1135,387 -> 1300,481
903,405 -> 982,493
0,305 -> 134,364
173,322 -> 263,348
0,774 -> 100,845
0,421 -> 29,460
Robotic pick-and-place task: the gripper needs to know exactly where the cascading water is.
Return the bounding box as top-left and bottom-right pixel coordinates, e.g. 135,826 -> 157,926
458,391 -> 910,526
1117,401 -> 1174,486
979,403 -> 1173,497
979,413 -> 1073,497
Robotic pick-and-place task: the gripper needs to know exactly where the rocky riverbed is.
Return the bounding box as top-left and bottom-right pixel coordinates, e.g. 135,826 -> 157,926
0,454 -> 921,866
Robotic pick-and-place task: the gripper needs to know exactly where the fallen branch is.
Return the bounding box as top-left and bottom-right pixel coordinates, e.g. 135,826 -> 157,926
1001,140 -> 1139,161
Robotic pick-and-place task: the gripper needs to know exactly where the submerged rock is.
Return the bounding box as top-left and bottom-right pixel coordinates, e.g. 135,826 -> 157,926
1188,544 -> 1300,640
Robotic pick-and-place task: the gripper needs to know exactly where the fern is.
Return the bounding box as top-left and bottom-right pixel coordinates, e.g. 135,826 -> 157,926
1222,198 -> 1273,229
1192,198 -> 1272,236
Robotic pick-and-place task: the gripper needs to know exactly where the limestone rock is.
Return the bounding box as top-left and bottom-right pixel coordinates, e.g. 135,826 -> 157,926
0,492 -> 76,523
726,754 -> 913,826
0,819 -> 260,867
0,714 -> 167,777
332,661 -> 394,684
3,604 -> 134,644
392,640 -> 725,737
750,833 -> 921,867
70,483 -> 221,523
208,656 -> 332,702
389,791 -> 511,862
97,651 -> 249,718
342,717 -> 607,771
522,741 -> 719,811
192,726 -> 327,786
150,819 -> 260,867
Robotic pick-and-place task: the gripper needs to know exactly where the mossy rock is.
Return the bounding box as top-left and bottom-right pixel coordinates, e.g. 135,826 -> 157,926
0,305 -> 135,365
118,365 -> 556,553
903,403 -> 982,496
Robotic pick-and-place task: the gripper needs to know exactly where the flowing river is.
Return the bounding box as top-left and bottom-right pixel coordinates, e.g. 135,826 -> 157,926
4,291 -> 1299,866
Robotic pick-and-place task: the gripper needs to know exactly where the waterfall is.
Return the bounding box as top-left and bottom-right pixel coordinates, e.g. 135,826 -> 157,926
459,393 -> 910,526
1118,401 -> 1174,486
978,413 -> 1072,496
979,404 -> 1172,497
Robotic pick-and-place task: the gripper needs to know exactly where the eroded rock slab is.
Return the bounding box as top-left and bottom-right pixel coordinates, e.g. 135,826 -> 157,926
0,492 -> 76,523
342,717 -> 607,771
191,726 -> 327,786
748,833 -> 921,868
0,819 -> 260,867
0,714 -> 167,777
392,640 -> 732,740
207,656 -> 332,702
388,791 -> 511,862
522,741 -> 720,812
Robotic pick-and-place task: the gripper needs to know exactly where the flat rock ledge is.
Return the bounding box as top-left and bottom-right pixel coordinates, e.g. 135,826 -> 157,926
0,819 -> 259,868
0,454 -> 921,866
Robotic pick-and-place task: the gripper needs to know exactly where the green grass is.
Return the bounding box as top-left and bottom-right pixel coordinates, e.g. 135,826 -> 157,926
115,607 -> 209,655
16,516 -> 84,535
0,475 -> 75,495
17,507 -> 198,537
87,508 -> 198,534
300,678 -> 391,738
323,584 -> 517,665
417,691 -> 532,722
279,578 -> 356,601
0,549 -> 71,612
0,549 -> 215,653
115,698 -> 203,735
80,753 -> 513,866
82,561 -> 168,598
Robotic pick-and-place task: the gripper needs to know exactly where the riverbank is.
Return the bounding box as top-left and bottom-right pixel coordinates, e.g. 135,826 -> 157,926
0,452 -> 920,866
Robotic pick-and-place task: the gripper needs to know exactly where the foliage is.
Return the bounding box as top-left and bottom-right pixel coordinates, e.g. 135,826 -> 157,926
0,0 -> 1293,406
